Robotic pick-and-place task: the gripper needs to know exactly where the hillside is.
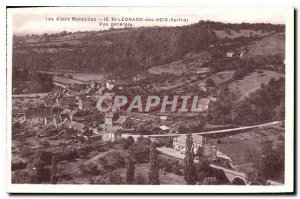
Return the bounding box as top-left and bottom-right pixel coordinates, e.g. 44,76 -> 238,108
12,21 -> 284,76
244,33 -> 285,58
13,23 -> 218,76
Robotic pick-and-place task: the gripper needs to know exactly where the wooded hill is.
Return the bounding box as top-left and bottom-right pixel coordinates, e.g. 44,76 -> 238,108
12,21 -> 284,76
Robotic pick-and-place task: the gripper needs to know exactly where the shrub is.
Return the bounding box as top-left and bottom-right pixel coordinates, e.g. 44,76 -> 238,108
40,140 -> 50,148
12,170 -> 38,184
80,162 -> 106,176
135,173 -> 148,184
104,151 -> 126,168
20,147 -> 35,158
106,171 -> 123,184
102,164 -> 116,172
156,137 -> 173,148
60,146 -> 77,161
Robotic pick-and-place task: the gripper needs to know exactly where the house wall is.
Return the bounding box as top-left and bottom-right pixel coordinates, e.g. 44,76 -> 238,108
26,117 -> 44,126
102,132 -> 115,142
173,141 -> 200,154
105,118 -> 113,126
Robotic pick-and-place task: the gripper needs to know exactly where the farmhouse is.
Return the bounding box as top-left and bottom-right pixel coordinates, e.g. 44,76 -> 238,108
77,95 -> 95,110
105,82 -> 115,91
101,126 -> 123,142
59,96 -> 77,109
25,108 -> 54,126
44,115 -> 61,126
198,83 -> 207,92
173,134 -> 206,154
101,112 -> 123,142
198,98 -> 211,112
157,125 -> 170,134
226,51 -> 234,58
67,121 -> 86,134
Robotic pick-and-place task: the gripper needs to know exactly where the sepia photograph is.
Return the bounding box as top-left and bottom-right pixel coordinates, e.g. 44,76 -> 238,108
6,6 -> 294,193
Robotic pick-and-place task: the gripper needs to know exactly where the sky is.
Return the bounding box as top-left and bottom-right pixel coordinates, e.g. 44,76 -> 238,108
8,7 -> 288,35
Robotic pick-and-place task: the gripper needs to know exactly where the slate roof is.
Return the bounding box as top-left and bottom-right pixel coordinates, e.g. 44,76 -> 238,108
159,125 -> 170,131
59,96 -> 77,106
25,108 -> 53,119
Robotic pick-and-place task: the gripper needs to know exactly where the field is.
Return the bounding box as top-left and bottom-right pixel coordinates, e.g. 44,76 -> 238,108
148,60 -> 187,76
214,29 -> 274,39
244,33 -> 285,58
56,147 -> 185,184
204,70 -> 235,85
41,71 -> 104,84
53,76 -> 85,85
148,51 -> 211,76
227,70 -> 284,99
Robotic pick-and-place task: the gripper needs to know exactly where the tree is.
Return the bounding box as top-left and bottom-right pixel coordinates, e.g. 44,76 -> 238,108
149,141 -> 160,185
123,136 -> 134,149
202,177 -> 218,185
126,147 -> 135,184
196,146 -> 203,159
246,140 -> 284,184
50,154 -> 59,184
206,78 -> 215,87
184,133 -> 196,185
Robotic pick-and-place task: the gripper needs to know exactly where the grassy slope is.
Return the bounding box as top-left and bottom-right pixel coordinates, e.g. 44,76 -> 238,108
214,29 -> 274,39
244,33 -> 285,58
227,70 -> 284,99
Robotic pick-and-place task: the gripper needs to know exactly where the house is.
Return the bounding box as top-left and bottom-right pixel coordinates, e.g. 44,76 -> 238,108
160,116 -> 168,121
89,80 -> 95,88
226,51 -> 234,58
114,115 -> 127,127
239,51 -> 246,58
100,112 -> 124,142
196,67 -> 210,75
105,82 -> 115,91
209,96 -> 217,102
97,86 -> 106,95
77,96 -> 95,110
158,125 -> 170,134
67,121 -> 86,134
198,98 -> 211,112
44,98 -> 57,108
59,96 -> 77,109
133,75 -> 141,83
173,134 -> 206,154
25,108 -> 54,126
104,112 -> 114,126
198,83 -> 207,92
69,110 -> 78,121
101,126 -> 123,142
44,115 -> 61,126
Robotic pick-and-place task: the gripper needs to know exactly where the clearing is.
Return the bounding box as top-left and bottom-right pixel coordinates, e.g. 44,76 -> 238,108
244,33 -> 285,58
227,70 -> 284,99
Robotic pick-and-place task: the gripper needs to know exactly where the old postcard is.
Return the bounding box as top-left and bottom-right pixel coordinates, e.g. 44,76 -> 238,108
6,6 -> 294,193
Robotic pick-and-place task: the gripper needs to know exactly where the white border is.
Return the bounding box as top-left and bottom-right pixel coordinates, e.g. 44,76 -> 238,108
6,6 -> 294,193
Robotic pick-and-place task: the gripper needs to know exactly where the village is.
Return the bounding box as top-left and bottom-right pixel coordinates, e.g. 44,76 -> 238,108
11,66 -> 285,185
10,19 -> 286,185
